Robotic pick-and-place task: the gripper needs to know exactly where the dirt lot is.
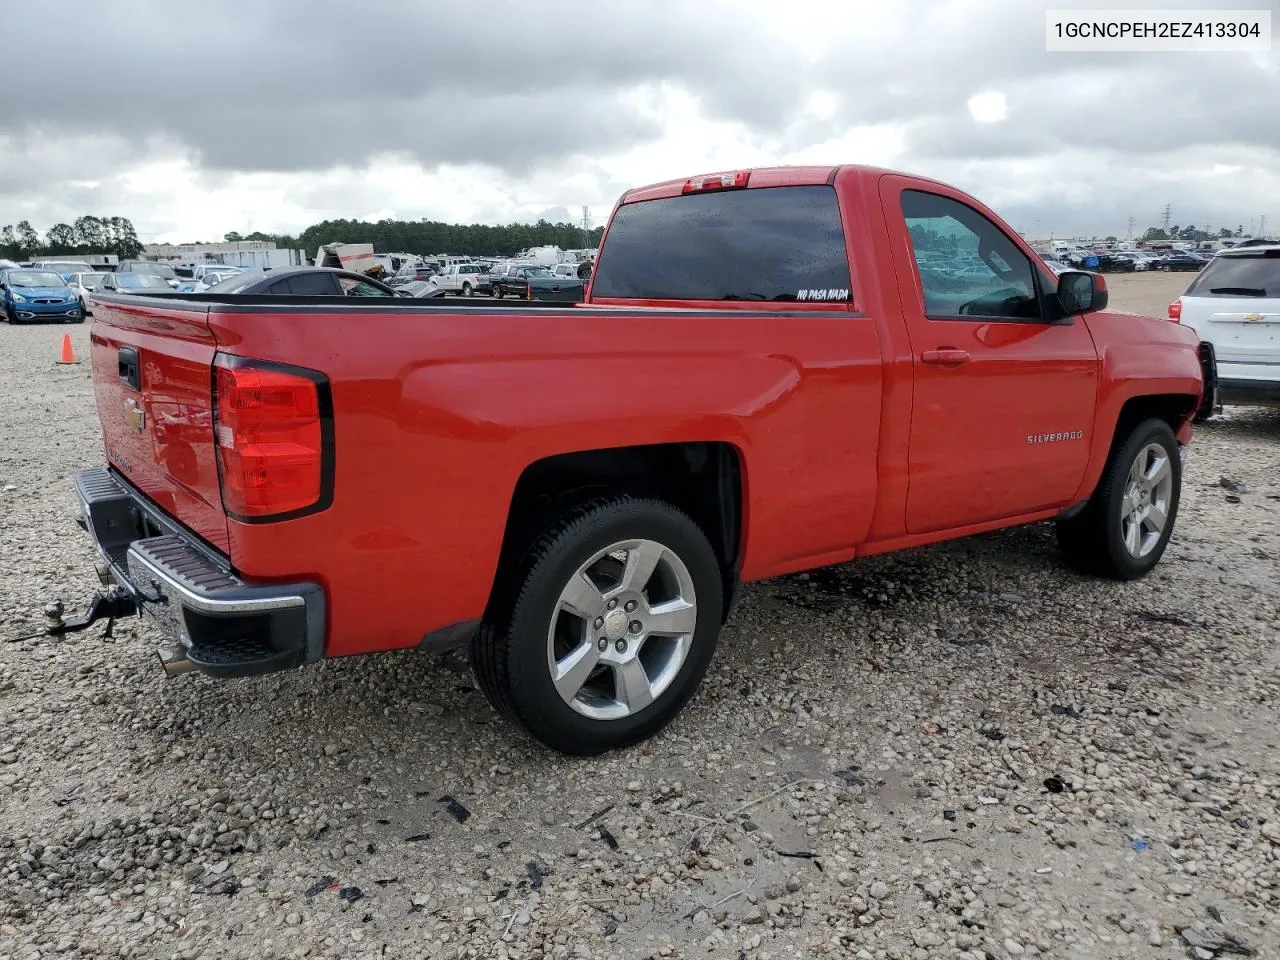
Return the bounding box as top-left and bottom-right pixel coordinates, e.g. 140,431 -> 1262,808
2,273 -> 1278,960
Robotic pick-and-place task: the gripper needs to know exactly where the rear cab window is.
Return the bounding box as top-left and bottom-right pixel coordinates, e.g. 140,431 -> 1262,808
591,184 -> 851,303
1185,251 -> 1279,297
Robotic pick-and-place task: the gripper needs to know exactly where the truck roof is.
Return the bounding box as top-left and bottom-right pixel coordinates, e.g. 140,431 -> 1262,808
619,164 -> 950,204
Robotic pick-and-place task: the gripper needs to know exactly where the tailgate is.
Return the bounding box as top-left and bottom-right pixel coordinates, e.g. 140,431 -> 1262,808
89,297 -> 229,554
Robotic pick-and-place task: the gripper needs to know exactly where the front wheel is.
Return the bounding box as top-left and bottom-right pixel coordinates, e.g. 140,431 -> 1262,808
1057,418 -> 1181,580
492,285 -> 503,299
472,497 -> 724,755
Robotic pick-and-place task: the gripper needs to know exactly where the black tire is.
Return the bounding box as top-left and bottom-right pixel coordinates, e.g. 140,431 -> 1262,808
462,282 -> 473,297
1193,352 -> 1216,423
1056,418 -> 1181,581
472,496 -> 724,755
2,305 -> 14,323
492,284 -> 503,300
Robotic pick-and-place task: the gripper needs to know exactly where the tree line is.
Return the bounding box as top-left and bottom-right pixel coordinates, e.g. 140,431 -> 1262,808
0,216 -> 144,261
1139,224 -> 1246,243
220,218 -> 605,258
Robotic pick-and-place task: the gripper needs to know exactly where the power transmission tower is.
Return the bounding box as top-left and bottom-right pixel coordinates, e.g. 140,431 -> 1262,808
581,206 -> 592,249
1261,214 -> 1268,238
1161,204 -> 1172,231
1127,216 -> 1135,242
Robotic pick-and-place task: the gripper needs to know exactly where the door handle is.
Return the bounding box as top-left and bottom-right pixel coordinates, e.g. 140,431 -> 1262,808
921,349 -> 971,365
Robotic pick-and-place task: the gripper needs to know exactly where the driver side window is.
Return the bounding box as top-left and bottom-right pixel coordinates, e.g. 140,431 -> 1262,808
901,190 -> 1040,322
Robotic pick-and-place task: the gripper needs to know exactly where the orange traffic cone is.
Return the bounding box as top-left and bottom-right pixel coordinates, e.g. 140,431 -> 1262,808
57,333 -> 76,364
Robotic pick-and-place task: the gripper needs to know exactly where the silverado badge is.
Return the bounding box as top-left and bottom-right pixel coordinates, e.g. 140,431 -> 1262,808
124,397 -> 145,433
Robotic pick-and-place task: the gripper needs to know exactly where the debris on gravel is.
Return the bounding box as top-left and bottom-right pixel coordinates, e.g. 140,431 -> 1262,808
2,287 -> 1279,959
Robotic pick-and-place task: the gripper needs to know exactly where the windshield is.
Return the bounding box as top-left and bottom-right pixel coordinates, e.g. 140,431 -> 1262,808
131,262 -> 177,279
205,272 -> 264,293
118,274 -> 172,289
524,267 -> 553,277
7,270 -> 67,287
76,273 -> 105,288
41,262 -> 93,274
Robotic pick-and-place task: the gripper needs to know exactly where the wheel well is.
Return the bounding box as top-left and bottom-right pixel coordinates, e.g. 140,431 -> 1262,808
1110,393 -> 1197,455
491,442 -> 744,619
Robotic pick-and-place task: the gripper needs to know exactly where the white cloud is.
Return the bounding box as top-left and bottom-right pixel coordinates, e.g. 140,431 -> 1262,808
966,92 -> 1008,124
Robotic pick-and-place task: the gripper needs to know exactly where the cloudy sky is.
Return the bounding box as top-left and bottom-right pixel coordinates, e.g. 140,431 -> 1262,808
1,0 -> 1276,243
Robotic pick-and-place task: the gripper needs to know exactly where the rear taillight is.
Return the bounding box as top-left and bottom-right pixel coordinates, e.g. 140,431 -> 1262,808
213,355 -> 332,521
1168,298 -> 1182,322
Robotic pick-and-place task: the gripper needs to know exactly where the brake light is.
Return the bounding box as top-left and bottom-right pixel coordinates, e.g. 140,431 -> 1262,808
681,171 -> 750,193
213,356 -> 332,521
1168,298 -> 1182,322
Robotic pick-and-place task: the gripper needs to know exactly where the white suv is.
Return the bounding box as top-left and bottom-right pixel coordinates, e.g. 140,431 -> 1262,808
1171,245 -> 1280,418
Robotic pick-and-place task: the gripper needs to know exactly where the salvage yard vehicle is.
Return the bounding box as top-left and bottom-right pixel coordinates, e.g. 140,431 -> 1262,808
67,164 -> 1202,755
1170,244 -> 1280,417
490,263 -> 585,302
68,271 -> 106,314
201,266 -> 405,297
0,268 -> 85,323
116,260 -> 183,288
429,262 -> 490,296
99,273 -> 175,296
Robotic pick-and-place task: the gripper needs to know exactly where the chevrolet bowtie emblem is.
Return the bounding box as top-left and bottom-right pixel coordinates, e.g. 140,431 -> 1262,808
124,397 -> 145,433
1243,313 -> 1263,322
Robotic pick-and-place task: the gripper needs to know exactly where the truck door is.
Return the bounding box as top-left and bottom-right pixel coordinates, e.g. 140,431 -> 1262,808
878,177 -> 1099,534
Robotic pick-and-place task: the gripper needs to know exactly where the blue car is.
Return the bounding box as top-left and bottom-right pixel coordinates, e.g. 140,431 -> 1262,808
0,268 -> 85,323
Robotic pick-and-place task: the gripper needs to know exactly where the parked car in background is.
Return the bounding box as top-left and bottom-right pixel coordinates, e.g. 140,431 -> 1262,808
116,260 -> 182,288
389,263 -> 439,286
490,263 -> 585,302
1170,244 -> 1280,419
35,260 -> 97,281
1155,250 -> 1207,272
202,266 -> 405,297
1040,258 -> 1071,276
68,271 -> 106,313
0,268 -> 85,323
99,273 -> 178,296
429,262 -> 490,296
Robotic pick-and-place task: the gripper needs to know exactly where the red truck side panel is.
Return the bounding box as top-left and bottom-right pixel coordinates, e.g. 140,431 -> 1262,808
206,308 -> 883,657
90,301 -> 229,553
1073,310 -> 1203,502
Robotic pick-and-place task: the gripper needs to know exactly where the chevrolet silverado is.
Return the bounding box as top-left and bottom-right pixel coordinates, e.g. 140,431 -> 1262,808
66,165 -> 1203,754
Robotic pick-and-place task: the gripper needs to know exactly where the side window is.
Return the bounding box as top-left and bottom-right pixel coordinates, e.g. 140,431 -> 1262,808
288,272 -> 339,295
266,279 -> 294,295
900,190 -> 1041,321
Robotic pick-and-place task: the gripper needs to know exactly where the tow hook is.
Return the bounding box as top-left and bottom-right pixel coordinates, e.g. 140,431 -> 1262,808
42,588 -> 139,639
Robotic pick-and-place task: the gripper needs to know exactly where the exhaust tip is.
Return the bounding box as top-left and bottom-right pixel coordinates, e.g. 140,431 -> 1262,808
157,645 -> 195,676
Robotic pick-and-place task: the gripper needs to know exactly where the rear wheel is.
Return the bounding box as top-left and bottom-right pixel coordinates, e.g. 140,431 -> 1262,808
472,497 -> 723,755
462,282 -> 473,297
1057,418 -> 1181,580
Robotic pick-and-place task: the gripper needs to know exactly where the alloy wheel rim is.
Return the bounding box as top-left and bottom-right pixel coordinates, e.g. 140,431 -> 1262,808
546,539 -> 697,720
1120,442 -> 1173,558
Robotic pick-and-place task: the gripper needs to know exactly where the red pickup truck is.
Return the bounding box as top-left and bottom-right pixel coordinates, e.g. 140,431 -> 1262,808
72,165 -> 1203,754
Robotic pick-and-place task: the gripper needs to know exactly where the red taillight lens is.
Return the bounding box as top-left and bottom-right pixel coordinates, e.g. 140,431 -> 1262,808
213,356 -> 330,520
1168,298 -> 1182,322
681,171 -> 750,193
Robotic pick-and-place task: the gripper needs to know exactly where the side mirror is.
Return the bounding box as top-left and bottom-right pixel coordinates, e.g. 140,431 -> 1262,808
1056,270 -> 1108,315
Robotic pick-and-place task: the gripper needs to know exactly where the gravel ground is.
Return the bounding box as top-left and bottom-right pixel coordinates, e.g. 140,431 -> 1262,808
2,275 -> 1278,960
